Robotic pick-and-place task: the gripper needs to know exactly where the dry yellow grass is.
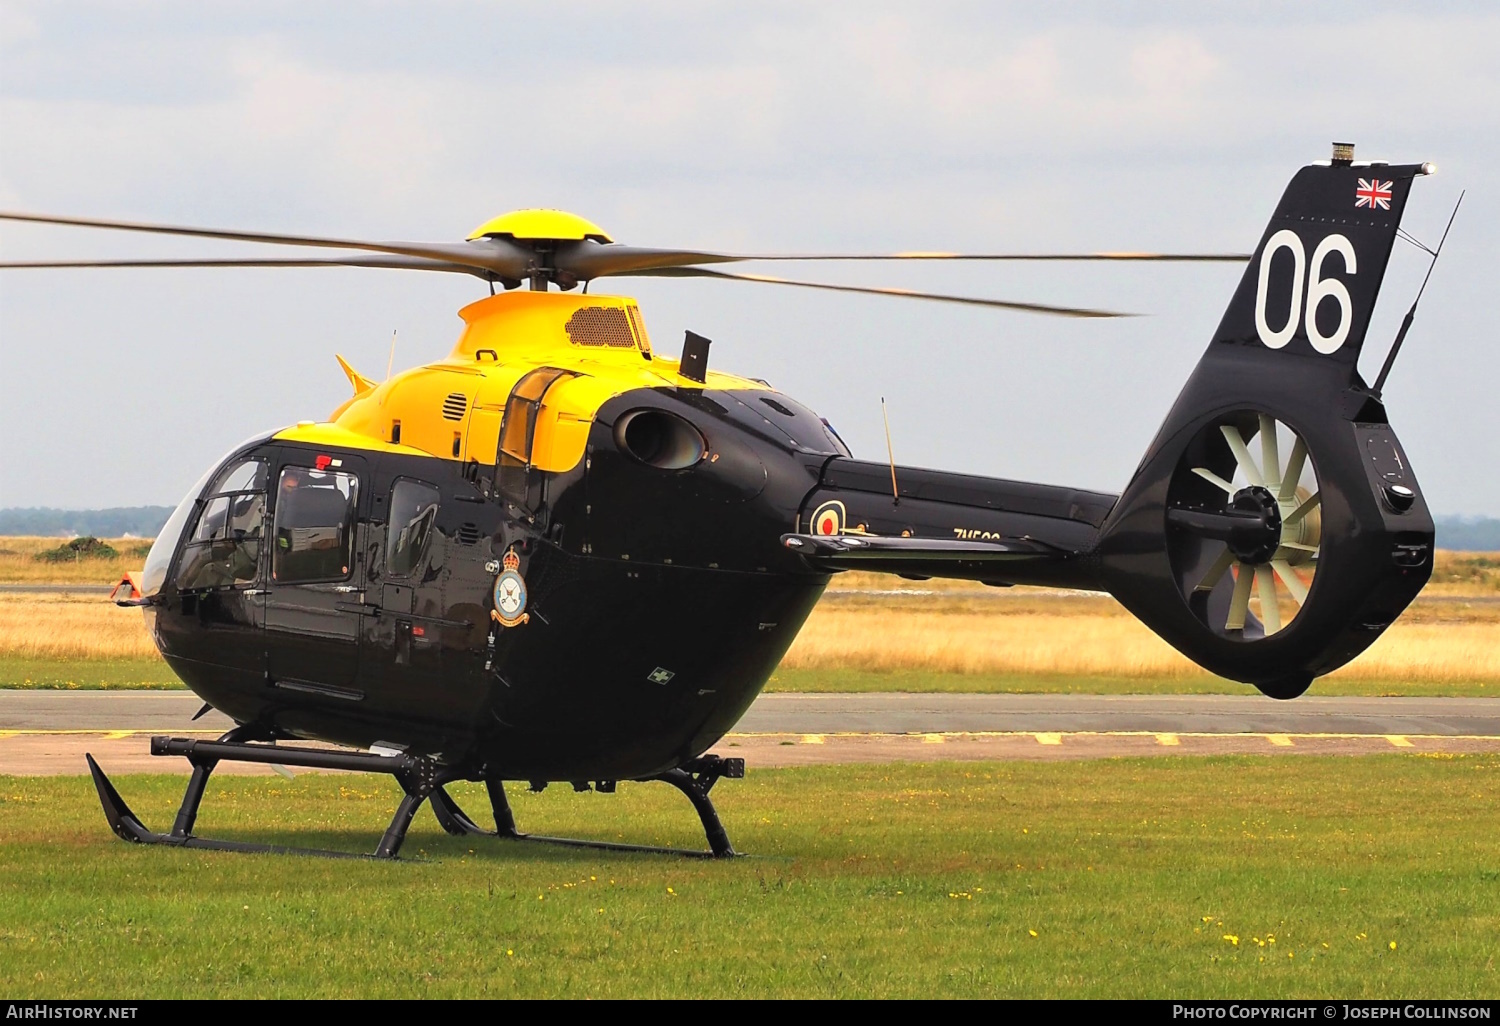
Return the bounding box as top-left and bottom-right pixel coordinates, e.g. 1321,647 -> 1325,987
784,599 -> 1500,683
825,550 -> 1500,598
0,536 -> 153,585
0,539 -> 1495,685
0,593 -> 158,661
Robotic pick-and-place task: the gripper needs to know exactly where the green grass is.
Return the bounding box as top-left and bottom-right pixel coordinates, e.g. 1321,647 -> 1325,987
2,756 -> 1496,998
764,667 -> 1497,698
0,657 -> 183,690
3,658 -> 1492,697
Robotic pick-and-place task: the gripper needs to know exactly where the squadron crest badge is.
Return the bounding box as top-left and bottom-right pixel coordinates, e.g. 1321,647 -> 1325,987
491,549 -> 530,628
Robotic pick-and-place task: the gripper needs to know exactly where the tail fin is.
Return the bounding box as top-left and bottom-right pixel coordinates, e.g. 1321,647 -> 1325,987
1098,150 -> 1438,698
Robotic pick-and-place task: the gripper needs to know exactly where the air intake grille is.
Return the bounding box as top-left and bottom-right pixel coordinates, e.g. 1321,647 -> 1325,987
627,305 -> 652,354
457,523 -> 481,545
565,306 -> 636,348
442,393 -> 468,421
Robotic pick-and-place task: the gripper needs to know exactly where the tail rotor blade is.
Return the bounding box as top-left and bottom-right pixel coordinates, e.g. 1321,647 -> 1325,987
1279,436 -> 1308,503
1284,491 -> 1321,527
1191,467 -> 1238,495
1195,548 -> 1236,592
1226,564 -> 1254,631
1219,425 -> 1265,487
1259,415 -> 1281,492
1271,559 -> 1310,606
1255,565 -> 1282,635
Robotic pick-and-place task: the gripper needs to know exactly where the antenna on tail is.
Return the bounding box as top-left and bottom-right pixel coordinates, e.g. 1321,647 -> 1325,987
1372,191 -> 1463,396
881,397 -> 899,506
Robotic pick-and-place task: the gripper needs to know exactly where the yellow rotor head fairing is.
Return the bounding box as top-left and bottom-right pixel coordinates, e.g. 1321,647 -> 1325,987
467,210 -> 613,243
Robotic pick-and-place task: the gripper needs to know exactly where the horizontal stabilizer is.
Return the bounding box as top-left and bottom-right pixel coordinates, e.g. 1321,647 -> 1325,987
781,532 -> 1065,580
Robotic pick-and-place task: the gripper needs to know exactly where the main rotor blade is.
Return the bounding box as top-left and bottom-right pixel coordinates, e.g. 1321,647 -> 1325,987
755,251 -> 1253,262
558,241 -> 1249,279
613,266 -> 1135,318
0,211 -> 531,278
0,255 -> 490,276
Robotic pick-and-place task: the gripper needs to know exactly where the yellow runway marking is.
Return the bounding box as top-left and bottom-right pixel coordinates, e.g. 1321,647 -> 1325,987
0,729 -> 221,736
4,729 -> 1498,744
721,730 -> 1500,743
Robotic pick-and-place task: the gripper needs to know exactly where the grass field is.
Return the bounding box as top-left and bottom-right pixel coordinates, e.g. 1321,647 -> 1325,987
1,543 -> 1497,695
0,536 -> 153,585
1,755 -> 1495,998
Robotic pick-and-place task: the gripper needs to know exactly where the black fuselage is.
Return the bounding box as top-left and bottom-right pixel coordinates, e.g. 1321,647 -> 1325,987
148,382 -> 1110,782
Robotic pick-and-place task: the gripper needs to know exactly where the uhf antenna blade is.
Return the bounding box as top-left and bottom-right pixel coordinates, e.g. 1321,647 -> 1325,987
1372,190 -> 1463,395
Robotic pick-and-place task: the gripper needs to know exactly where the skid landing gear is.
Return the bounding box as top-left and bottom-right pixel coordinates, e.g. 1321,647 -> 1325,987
85,736 -> 744,860
429,756 -> 743,859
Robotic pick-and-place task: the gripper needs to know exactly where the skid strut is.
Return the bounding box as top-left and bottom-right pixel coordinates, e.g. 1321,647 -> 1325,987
429,755 -> 744,858
86,737 -> 744,859
87,733 -> 441,859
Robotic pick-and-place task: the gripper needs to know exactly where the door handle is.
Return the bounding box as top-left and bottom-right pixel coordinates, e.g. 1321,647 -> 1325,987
331,585 -> 360,594
244,589 -> 268,596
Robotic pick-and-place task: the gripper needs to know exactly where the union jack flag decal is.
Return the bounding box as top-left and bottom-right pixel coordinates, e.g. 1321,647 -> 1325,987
1355,178 -> 1393,210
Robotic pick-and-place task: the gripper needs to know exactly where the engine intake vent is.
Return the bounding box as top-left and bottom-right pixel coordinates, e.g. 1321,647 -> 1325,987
457,522 -> 481,545
442,394 -> 468,421
566,307 -> 635,348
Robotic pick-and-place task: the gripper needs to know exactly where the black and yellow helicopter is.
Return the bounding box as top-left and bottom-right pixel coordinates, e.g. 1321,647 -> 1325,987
0,144 -> 1445,859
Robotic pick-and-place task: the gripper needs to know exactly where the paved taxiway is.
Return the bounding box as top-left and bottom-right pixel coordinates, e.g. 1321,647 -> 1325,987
4,690 -> 1499,735
2,690 -> 1497,774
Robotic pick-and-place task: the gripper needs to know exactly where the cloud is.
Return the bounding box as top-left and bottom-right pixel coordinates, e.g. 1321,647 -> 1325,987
1,3 -> 1497,509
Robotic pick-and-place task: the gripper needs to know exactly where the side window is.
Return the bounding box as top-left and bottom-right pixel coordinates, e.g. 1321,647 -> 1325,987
386,479 -> 439,578
175,459 -> 268,591
272,467 -> 359,584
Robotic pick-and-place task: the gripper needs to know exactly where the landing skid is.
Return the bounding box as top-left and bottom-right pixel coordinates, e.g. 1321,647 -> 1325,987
429,758 -> 742,859
85,733 -> 743,860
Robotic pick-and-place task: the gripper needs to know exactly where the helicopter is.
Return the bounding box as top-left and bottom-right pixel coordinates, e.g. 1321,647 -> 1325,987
0,143 -> 1444,860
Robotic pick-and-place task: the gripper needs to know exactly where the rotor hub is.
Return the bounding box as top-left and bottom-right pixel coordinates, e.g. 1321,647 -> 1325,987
1226,486 -> 1283,564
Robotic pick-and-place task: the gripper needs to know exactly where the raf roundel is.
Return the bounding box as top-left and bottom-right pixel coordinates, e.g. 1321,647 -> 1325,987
810,499 -> 846,537
491,549 -> 530,628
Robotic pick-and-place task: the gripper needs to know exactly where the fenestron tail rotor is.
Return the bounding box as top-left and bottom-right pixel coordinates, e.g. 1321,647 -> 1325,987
1169,414 -> 1321,639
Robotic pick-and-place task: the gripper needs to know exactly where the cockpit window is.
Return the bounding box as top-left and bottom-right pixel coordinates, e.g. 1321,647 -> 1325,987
175,459 -> 268,591
140,465 -> 216,597
386,479 -> 439,578
272,467 -> 359,584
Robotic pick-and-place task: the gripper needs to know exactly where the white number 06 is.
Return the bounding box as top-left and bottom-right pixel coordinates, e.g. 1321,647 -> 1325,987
1254,230 -> 1356,354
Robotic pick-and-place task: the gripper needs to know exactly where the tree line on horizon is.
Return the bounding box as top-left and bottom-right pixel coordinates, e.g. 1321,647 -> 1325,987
2,505 -> 1499,550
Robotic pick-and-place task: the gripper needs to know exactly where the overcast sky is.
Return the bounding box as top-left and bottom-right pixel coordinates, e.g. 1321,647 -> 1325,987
2,2 -> 1496,513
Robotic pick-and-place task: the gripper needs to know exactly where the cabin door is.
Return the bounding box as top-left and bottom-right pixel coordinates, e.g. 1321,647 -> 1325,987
264,453 -> 368,701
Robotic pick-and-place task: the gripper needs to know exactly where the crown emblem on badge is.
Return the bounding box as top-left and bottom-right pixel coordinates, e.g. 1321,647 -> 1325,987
502,549 -> 521,572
